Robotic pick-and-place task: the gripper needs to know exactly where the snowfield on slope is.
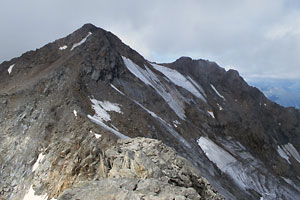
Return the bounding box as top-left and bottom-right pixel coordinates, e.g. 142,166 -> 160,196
89,98 -> 122,122
87,98 -> 128,139
198,136 -> 299,199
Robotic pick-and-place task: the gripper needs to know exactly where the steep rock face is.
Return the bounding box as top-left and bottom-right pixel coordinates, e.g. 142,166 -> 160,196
0,24 -> 300,200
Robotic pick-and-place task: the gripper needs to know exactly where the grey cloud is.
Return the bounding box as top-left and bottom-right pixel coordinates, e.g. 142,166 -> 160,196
1,0 -> 300,79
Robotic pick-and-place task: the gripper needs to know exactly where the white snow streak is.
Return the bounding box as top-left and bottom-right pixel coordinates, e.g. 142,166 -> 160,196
110,84 -> 125,95
8,64 -> 15,74
152,64 -> 206,101
277,143 -> 300,164
73,110 -> 78,118
59,45 -> 67,50
87,115 -> 129,139
210,84 -> 225,100
122,56 -> 186,119
207,111 -> 215,118
71,32 -> 92,51
277,146 -> 290,164
32,153 -> 45,172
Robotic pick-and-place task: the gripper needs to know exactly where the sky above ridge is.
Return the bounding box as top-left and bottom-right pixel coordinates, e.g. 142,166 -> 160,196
1,0 -> 300,80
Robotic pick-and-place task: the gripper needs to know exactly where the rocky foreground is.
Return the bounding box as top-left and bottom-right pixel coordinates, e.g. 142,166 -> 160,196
57,138 -> 224,200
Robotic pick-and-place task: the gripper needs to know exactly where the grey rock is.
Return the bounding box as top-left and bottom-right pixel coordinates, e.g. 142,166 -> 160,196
58,178 -> 201,200
56,137 -> 223,200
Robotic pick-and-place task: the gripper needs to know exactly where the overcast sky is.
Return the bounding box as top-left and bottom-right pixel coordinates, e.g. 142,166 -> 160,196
1,0 -> 300,80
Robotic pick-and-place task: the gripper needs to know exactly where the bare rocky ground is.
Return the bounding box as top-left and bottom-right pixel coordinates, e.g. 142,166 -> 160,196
0,24 -> 300,200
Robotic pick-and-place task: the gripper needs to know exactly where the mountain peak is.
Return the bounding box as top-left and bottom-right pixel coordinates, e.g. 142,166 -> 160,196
81,23 -> 98,30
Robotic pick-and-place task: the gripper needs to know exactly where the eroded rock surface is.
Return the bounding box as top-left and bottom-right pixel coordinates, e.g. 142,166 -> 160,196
58,138 -> 224,200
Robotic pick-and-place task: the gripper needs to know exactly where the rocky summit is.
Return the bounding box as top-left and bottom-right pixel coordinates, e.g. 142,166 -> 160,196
0,23 -> 300,200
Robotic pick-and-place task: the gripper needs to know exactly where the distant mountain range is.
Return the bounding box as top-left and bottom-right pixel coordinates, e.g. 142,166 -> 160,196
249,79 -> 300,109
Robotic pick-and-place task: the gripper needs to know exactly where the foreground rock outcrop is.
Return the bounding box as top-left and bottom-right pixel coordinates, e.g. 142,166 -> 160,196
58,138 -> 223,200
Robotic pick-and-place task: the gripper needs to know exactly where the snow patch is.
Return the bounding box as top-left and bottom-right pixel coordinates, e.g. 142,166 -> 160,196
90,130 -> 101,139
88,98 -> 128,139
90,98 -> 122,122
71,32 -> 92,51
210,84 -> 225,100
110,84 -> 125,95
152,64 -> 206,101
8,64 -> 15,74
207,111 -> 215,118
73,110 -> 78,118
59,45 -> 67,50
32,153 -> 45,172
217,103 -> 223,111
277,143 -> 300,164
173,120 -> 180,127
99,101 -> 122,113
